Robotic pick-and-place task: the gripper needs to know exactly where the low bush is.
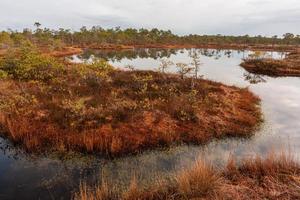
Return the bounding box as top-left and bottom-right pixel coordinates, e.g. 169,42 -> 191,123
0,42 -> 64,81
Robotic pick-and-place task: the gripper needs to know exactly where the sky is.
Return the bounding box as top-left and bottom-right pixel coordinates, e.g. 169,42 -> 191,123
0,0 -> 299,36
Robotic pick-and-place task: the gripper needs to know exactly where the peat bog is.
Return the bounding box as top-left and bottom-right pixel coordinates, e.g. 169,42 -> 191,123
0,26 -> 300,199
0,43 -> 261,157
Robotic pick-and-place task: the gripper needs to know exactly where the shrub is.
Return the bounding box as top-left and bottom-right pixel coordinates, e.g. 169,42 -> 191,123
0,31 -> 14,48
77,59 -> 114,79
0,70 -> 8,79
0,42 -> 64,81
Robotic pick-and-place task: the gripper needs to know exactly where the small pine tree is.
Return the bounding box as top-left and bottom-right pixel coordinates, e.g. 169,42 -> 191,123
176,63 -> 192,79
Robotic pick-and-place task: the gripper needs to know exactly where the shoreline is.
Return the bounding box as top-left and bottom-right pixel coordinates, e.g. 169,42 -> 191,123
75,153 -> 300,200
48,47 -> 83,57
0,46 -> 83,58
75,43 -> 299,52
0,44 -> 298,59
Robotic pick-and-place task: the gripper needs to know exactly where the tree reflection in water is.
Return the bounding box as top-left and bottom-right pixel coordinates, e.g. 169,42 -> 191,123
73,48 -> 238,63
243,72 -> 266,84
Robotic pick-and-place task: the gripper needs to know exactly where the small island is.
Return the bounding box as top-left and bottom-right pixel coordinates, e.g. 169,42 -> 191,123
241,51 -> 300,77
0,43 -> 261,157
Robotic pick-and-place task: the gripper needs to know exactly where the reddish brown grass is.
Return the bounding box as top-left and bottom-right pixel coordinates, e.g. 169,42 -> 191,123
175,160 -> 221,198
0,50 -> 261,156
221,153 -> 300,200
241,51 -> 300,77
48,47 -> 83,57
74,153 -> 300,200
76,181 -> 117,200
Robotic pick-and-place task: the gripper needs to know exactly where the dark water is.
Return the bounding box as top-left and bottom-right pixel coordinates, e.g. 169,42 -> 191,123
1,48 -> 299,200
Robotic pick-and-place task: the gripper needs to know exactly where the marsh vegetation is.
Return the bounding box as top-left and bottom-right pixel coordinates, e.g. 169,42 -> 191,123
0,42 -> 261,156
0,25 -> 300,200
75,152 -> 300,200
1,24 -> 300,54
241,50 -> 300,77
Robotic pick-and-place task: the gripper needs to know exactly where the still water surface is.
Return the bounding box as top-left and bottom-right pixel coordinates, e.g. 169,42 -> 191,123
0,48 -> 299,199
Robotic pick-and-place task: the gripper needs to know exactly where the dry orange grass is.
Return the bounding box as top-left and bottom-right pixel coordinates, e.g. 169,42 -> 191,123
0,70 -> 261,156
0,51 -> 261,156
76,181 -> 116,200
74,153 -> 300,200
220,153 -> 300,200
175,160 -> 220,198
48,47 -> 83,57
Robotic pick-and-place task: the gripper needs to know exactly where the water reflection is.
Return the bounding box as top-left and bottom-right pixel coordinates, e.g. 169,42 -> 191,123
69,48 -> 285,64
68,48 -> 242,64
69,48 -> 178,63
0,48 -> 298,200
243,72 -> 266,84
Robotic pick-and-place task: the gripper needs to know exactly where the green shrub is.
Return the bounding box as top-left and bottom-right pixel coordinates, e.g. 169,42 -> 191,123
0,70 -> 8,79
77,59 -> 114,79
0,42 -> 64,81
0,31 -> 14,48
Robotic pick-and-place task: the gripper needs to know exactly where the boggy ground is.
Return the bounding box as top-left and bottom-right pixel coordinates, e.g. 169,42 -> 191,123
0,44 -> 261,157
75,153 -> 300,200
241,50 -> 300,77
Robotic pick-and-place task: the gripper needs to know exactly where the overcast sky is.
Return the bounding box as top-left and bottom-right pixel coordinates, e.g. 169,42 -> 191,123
0,0 -> 299,36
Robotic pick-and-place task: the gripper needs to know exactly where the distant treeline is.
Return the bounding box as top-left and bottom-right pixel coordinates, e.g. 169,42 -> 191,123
1,23 -> 300,49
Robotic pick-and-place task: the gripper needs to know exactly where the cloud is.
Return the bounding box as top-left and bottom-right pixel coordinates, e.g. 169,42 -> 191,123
0,0 -> 299,36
